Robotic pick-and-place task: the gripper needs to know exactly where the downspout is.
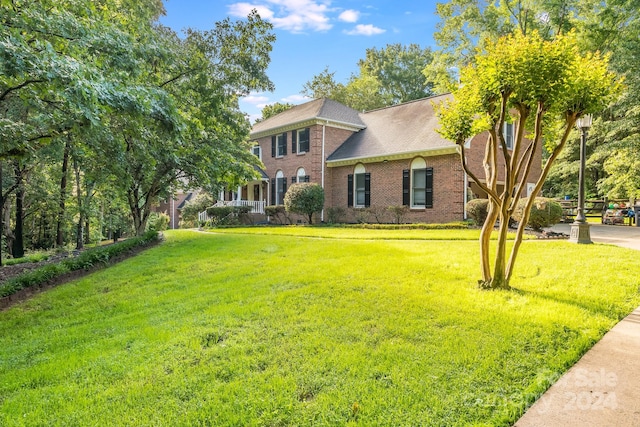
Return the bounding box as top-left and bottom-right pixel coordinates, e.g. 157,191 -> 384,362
321,122 -> 327,222
463,170 -> 468,220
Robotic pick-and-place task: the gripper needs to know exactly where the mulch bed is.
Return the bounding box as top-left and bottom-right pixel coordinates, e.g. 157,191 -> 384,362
0,238 -> 162,311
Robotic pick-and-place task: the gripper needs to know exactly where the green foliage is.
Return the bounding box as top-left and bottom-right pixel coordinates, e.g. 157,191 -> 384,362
513,198 -> 563,231
254,102 -> 294,123
3,253 -> 49,266
180,193 -> 215,226
0,231 -> 159,297
265,205 -> 288,225
203,206 -> 251,227
466,198 -> 490,226
1,229 -> 639,425
284,183 -> 325,224
147,213 -> 169,232
437,30 -> 619,289
302,44 -> 438,111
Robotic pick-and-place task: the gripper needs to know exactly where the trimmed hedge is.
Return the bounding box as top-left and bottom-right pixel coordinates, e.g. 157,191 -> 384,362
0,231 -> 160,298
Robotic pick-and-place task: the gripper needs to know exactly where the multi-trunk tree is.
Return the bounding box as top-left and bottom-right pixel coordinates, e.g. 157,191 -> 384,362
437,31 -> 619,290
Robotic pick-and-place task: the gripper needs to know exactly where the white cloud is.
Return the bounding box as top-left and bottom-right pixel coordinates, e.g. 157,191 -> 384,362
228,3 -> 274,20
338,9 -> 360,23
281,94 -> 310,104
241,94 -> 271,109
228,0 -> 332,33
345,24 -> 385,36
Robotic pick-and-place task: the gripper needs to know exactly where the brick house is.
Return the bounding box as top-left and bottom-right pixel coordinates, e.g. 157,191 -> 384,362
220,94 -> 542,223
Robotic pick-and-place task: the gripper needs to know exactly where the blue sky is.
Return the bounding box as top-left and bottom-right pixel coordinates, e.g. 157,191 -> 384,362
159,0 -> 441,121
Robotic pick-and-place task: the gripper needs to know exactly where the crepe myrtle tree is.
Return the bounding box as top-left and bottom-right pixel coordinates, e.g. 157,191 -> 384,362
437,31 -> 619,290
284,183 -> 324,224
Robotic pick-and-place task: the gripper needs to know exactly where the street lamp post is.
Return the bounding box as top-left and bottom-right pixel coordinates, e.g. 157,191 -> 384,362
569,114 -> 593,244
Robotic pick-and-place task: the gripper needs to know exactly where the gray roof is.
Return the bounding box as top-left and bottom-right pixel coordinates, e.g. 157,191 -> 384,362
251,98 -> 366,137
327,94 -> 455,162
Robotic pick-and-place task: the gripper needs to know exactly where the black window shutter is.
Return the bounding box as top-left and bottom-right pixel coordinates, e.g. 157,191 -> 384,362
364,173 -> 371,207
270,178 -> 276,205
282,133 -> 287,156
291,176 -> 297,185
292,131 -> 297,154
402,169 -> 410,206
347,174 -> 354,207
271,136 -> 276,157
425,167 -> 433,208
304,175 -> 310,183
282,178 -> 287,198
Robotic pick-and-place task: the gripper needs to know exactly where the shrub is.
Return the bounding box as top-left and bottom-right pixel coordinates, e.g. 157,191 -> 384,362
265,206 -> 288,224
180,193 -> 215,226
0,231 -> 160,298
284,183 -> 324,224
203,206 -> 251,227
366,206 -> 389,224
352,208 -> 370,224
387,205 -> 409,224
326,206 -> 346,224
147,212 -> 169,231
513,197 -> 563,231
466,199 -> 490,226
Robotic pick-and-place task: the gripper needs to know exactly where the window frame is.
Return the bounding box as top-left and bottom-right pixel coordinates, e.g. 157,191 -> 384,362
252,145 -> 261,160
504,122 -> 514,150
296,128 -> 310,153
276,134 -> 286,157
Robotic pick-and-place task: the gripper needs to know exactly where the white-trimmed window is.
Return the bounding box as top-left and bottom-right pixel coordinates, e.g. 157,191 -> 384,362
271,133 -> 287,157
293,128 -> 310,153
348,163 -> 370,208
295,167 -> 309,183
252,144 -> 261,160
403,158 -> 433,208
271,170 -> 287,205
504,122 -> 514,149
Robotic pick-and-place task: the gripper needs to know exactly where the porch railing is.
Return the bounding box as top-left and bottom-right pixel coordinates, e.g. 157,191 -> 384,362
198,200 -> 266,222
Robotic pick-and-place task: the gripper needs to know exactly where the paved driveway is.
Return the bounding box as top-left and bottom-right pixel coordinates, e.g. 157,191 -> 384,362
549,223 -> 640,250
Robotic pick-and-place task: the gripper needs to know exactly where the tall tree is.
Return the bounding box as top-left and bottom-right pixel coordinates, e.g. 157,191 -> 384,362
303,44 -> 437,111
437,31 -> 618,289
358,43 -> 435,104
255,102 -> 294,123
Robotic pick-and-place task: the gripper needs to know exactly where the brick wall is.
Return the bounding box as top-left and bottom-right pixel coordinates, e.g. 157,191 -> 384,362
256,124 -> 357,204
465,132 -> 543,195
328,154 -> 465,223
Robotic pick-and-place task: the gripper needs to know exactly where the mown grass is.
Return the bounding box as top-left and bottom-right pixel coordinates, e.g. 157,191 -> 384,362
0,229 -> 639,426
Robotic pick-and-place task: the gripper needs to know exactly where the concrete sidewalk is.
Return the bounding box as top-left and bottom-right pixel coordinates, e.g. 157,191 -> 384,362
515,224 -> 640,426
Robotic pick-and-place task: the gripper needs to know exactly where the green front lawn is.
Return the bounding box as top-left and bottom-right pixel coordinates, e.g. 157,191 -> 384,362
1,229 -> 638,426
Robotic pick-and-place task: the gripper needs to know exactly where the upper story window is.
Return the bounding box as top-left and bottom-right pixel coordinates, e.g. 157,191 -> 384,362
271,133 -> 287,157
504,122 -> 514,149
292,128 -> 310,154
252,144 -> 261,160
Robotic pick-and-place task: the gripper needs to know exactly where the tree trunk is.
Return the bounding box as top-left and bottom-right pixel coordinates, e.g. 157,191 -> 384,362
56,139 -> 71,247
12,174 -> 25,258
74,158 -> 84,250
